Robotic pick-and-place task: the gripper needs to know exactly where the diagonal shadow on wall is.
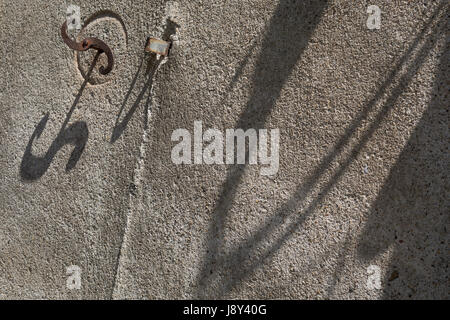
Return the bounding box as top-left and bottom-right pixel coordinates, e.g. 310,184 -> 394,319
196,0 -> 329,298
357,9 -> 449,299
20,52 -> 101,181
196,1 -> 447,298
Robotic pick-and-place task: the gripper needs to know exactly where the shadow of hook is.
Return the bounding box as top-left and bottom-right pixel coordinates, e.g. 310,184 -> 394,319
20,53 -> 100,181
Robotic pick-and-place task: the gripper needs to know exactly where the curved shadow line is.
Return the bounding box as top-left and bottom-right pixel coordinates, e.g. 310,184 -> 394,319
110,19 -> 179,143
20,53 -> 100,181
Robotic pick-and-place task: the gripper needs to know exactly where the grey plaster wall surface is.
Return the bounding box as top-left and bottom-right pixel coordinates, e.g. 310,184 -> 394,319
0,0 -> 448,299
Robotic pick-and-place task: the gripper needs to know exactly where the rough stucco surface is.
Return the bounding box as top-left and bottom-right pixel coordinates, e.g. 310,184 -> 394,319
0,0 -> 448,299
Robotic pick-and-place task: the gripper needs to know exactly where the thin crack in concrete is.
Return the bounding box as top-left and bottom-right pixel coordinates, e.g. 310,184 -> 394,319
111,2 -> 181,299
111,55 -> 168,299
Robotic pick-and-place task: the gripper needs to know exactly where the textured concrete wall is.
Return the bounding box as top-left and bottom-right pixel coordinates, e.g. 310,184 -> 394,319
0,0 -> 448,299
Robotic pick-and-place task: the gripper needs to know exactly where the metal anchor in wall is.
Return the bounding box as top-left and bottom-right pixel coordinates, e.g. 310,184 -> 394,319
61,21 -> 114,75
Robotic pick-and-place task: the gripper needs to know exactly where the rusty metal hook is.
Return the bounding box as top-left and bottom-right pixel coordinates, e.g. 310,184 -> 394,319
61,21 -> 114,75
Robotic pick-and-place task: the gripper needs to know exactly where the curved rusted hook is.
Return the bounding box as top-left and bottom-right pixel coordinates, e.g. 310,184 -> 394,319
61,21 -> 114,75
